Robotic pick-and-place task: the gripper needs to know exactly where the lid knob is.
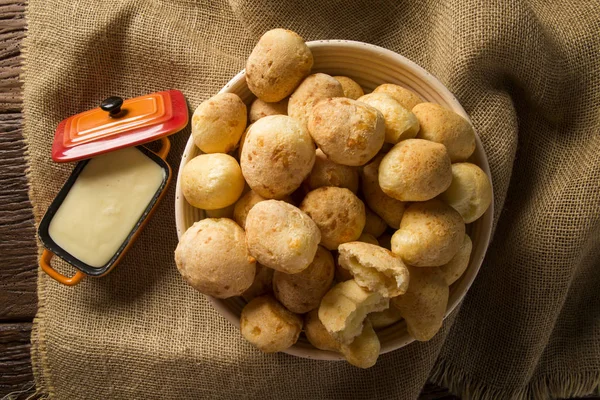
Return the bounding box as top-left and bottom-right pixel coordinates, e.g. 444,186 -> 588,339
100,96 -> 124,117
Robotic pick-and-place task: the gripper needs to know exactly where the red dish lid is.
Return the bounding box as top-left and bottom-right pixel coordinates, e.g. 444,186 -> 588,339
52,90 -> 188,162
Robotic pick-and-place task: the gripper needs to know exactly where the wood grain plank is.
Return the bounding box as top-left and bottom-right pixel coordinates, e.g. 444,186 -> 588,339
0,125 -> 37,322
0,0 -> 37,321
0,323 -> 34,398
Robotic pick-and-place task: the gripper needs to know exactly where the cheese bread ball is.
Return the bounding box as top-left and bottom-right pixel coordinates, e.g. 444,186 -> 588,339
333,76 -> 364,100
233,190 -> 266,229
308,98 -> 385,166
204,204 -> 235,219
246,29 -> 313,102
241,115 -> 315,199
307,149 -> 359,193
340,319 -> 380,369
175,219 -> 256,298
288,73 -> 344,127
361,155 -> 406,228
249,97 -> 288,123
338,242 -> 409,298
439,234 -> 472,285
242,264 -> 274,302
300,187 -> 366,250
233,190 -> 293,229
245,200 -> 321,274
363,207 -> 388,237
319,280 -> 389,344
181,154 -> 245,210
304,309 -> 342,352
391,200 -> 465,267
391,266 -> 449,341
191,93 -> 247,154
358,233 -> 379,245
357,93 -> 420,143
368,306 -> 403,329
439,162 -> 493,223
373,83 -> 422,110
379,139 -> 452,202
273,246 -> 334,313
413,102 -> 476,162
240,295 -> 302,353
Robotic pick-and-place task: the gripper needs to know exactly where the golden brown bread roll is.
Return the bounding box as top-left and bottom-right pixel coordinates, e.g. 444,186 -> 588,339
306,149 -> 359,193
240,295 -> 302,352
340,319 -> 381,369
191,93 -> 247,154
368,306 -> 403,329
246,29 -> 313,102
240,115 -> 315,199
373,83 -> 422,110
245,200 -> 321,274
288,73 -> 344,128
357,92 -> 419,144
333,76 -> 364,100
363,207 -> 388,238
181,154 -> 245,210
242,264 -> 274,302
361,155 -> 406,228
273,246 -> 334,313
308,97 -> 385,166
233,190 -> 293,229
439,234 -> 472,285
391,266 -> 448,341
175,219 -> 256,298
413,102 -> 476,162
319,279 -> 388,344
300,187 -> 366,250
249,97 -> 288,123
338,241 -> 410,298
439,162 -> 493,223
379,139 -> 453,202
391,199 -> 465,267
304,309 -> 341,352
357,233 -> 379,245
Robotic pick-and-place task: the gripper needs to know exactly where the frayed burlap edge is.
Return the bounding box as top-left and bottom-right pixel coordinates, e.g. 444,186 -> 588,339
431,358 -> 600,400
22,3 -> 53,398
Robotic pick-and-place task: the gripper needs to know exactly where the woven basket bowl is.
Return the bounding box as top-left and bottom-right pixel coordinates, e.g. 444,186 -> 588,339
175,40 -> 494,360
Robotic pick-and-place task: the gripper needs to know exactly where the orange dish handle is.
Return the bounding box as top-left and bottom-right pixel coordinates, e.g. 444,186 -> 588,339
40,250 -> 85,286
156,136 -> 171,160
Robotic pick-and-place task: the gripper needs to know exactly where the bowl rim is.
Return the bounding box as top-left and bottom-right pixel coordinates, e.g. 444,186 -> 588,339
175,39 -> 494,361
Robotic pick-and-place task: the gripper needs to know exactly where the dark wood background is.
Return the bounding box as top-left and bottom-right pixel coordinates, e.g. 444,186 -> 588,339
0,1 -> 39,398
0,2 -> 595,399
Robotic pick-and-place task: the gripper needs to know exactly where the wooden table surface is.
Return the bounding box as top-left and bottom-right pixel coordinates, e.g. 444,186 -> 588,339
0,2 -> 595,399
0,1 -> 39,398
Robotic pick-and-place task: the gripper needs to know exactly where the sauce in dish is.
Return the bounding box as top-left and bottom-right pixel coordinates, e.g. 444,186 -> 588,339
48,147 -> 165,267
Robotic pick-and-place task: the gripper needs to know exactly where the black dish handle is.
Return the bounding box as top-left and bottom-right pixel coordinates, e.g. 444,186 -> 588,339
100,96 -> 124,117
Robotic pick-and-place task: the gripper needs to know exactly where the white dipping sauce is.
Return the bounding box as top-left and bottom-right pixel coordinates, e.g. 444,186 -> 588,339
48,147 -> 165,267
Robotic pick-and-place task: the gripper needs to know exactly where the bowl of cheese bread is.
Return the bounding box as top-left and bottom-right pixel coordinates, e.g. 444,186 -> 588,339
175,29 -> 493,368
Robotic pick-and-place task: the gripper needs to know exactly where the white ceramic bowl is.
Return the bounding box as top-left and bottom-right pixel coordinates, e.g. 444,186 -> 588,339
175,40 -> 494,360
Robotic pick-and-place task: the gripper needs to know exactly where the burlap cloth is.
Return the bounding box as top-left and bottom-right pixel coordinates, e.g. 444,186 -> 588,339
24,0 -> 600,399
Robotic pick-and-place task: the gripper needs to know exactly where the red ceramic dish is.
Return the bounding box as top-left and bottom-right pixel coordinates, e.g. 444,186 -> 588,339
52,89 -> 187,162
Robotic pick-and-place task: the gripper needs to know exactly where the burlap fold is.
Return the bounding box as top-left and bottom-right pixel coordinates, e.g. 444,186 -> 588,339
24,1 -> 600,399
